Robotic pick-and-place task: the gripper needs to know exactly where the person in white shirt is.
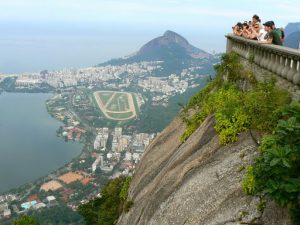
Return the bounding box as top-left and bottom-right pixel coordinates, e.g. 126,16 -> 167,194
249,22 -> 267,41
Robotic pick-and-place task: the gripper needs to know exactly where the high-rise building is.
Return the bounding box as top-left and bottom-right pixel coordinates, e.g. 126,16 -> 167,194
115,127 -> 122,137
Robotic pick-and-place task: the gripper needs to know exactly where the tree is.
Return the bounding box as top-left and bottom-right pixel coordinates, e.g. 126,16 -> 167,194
13,215 -> 40,225
78,176 -> 133,225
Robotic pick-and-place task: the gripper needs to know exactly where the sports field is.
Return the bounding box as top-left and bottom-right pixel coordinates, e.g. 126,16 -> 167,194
93,91 -> 138,121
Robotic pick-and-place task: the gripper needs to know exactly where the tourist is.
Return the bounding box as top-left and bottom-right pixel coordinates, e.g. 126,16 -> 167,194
252,15 -> 261,25
232,22 -> 243,36
249,22 -> 267,41
270,21 -> 285,42
270,21 -> 283,39
242,22 -> 251,38
258,21 -> 282,45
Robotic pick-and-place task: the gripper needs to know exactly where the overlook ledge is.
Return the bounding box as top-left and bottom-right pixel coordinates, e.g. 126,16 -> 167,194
226,34 -> 300,88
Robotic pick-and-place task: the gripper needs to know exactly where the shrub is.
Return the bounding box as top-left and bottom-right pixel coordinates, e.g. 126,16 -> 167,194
212,85 -> 249,144
243,82 -> 291,132
243,102 -> 300,224
215,52 -> 243,82
119,176 -> 132,201
242,166 -> 255,195
181,52 -> 290,145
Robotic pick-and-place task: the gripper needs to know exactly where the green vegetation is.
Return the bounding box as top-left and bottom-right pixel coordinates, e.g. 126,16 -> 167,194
78,176 -> 133,225
242,102 -> 300,224
12,216 -> 39,225
99,92 -> 114,105
106,93 -> 129,111
181,52 -> 290,144
12,205 -> 84,225
31,205 -> 84,225
131,93 -> 140,114
184,52 -> 300,223
129,78 -> 209,133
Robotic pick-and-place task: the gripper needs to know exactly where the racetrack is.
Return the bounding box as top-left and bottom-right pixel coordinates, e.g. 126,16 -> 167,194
93,91 -> 137,121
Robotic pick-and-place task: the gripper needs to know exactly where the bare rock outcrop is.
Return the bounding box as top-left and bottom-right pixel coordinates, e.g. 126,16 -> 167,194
117,115 -> 291,225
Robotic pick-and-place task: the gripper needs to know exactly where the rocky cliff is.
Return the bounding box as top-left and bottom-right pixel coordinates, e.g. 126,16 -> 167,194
117,114 -> 291,225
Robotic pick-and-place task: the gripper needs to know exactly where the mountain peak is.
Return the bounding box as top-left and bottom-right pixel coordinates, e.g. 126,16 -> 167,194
162,30 -> 189,45
136,30 -> 210,61
163,30 -> 177,36
99,30 -> 212,72
163,30 -> 183,38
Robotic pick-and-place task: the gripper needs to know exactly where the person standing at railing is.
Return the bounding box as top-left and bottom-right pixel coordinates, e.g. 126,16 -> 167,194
242,22 -> 251,38
258,21 -> 282,46
252,14 -> 262,28
248,22 -> 267,41
270,21 -> 285,42
232,22 -> 243,36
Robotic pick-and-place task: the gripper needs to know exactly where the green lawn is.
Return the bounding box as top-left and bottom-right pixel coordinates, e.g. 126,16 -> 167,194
107,93 -> 129,112
131,93 -> 140,114
99,92 -> 114,105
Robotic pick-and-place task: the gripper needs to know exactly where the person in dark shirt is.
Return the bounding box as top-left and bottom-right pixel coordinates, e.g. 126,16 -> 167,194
269,21 -> 285,42
258,21 -> 282,45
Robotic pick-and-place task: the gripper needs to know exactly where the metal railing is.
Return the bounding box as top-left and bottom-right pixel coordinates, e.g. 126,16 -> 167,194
226,34 -> 300,86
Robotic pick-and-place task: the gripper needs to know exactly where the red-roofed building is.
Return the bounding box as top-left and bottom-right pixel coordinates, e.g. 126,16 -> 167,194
81,178 -> 91,185
28,195 -> 40,202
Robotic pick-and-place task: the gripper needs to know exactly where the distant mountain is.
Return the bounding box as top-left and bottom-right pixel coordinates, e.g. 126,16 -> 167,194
98,30 -> 213,75
284,31 -> 300,49
284,22 -> 300,37
137,30 -> 211,60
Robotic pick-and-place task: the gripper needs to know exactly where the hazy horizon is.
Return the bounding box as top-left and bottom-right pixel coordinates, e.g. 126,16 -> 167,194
0,23 -> 226,74
0,0 -> 299,74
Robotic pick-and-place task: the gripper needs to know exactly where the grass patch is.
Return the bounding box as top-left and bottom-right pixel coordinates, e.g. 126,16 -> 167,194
132,93 -> 140,114
106,93 -> 129,111
98,92 -> 114,106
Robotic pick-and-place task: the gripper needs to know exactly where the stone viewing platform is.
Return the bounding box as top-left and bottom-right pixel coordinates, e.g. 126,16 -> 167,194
226,34 -> 300,100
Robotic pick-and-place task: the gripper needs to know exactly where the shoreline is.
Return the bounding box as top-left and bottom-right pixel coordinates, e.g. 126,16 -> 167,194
0,91 -> 87,195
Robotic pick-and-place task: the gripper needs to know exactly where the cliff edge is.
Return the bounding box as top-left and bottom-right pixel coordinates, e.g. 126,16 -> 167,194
117,115 -> 291,225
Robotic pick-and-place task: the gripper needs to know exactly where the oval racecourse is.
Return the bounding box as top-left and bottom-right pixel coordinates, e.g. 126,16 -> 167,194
93,91 -> 138,121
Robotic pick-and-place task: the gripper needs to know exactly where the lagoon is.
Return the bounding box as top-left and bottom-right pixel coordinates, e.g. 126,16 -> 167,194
0,92 -> 82,193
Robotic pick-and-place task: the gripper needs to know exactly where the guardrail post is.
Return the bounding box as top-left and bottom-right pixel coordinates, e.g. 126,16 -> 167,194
226,38 -> 233,53
293,60 -> 300,85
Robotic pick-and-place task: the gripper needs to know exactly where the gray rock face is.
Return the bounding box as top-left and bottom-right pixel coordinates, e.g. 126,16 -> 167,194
117,116 -> 291,225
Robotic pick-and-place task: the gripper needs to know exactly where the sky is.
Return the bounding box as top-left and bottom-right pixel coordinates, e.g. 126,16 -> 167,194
0,0 -> 299,73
